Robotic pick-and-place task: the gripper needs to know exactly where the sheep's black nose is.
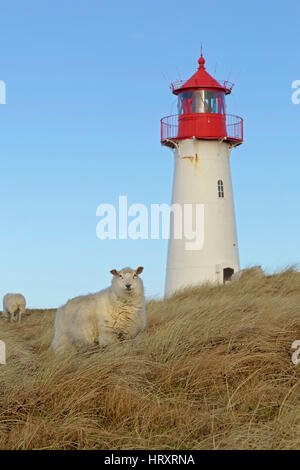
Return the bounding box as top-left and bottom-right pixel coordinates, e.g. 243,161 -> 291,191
125,284 -> 131,289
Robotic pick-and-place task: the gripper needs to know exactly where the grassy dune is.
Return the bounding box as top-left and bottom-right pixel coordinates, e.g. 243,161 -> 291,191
0,268 -> 300,450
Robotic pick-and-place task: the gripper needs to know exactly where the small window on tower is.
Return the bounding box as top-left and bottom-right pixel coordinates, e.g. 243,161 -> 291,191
218,180 -> 224,198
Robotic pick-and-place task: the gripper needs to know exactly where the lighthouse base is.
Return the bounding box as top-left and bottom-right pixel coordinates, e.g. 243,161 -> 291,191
165,262 -> 240,296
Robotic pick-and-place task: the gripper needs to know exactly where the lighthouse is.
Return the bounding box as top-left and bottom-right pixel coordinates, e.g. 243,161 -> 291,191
161,53 -> 243,296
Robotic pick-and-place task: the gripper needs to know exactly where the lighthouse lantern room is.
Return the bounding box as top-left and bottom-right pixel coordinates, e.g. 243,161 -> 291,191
161,53 -> 243,296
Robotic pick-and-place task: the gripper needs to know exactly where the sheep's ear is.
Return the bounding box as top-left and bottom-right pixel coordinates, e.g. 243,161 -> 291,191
136,266 -> 144,275
110,269 -> 119,276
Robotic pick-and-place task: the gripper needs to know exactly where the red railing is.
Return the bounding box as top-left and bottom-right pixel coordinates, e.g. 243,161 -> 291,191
160,114 -> 243,144
170,79 -> 234,94
226,114 -> 244,142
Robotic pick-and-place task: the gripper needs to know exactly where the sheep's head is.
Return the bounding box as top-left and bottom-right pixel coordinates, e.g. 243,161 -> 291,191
110,267 -> 144,296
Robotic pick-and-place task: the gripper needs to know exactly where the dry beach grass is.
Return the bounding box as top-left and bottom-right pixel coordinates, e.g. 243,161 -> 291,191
0,268 -> 300,449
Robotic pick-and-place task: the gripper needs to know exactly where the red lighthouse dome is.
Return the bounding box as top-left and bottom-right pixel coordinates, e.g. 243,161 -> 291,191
161,54 -> 243,146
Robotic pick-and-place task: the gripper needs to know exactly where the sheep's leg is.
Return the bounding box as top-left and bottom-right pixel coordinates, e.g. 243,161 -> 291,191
2,308 -> 9,320
98,326 -> 119,347
53,342 -> 66,355
10,312 -> 15,323
52,334 -> 71,355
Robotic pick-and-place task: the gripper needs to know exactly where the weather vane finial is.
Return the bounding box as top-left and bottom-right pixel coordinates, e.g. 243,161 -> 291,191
198,44 -> 205,68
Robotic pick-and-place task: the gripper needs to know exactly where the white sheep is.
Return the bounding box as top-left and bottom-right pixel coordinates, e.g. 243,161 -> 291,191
2,293 -> 26,323
52,266 -> 146,354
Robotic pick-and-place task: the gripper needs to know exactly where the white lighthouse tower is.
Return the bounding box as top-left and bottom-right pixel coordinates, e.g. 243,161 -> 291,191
161,53 -> 243,296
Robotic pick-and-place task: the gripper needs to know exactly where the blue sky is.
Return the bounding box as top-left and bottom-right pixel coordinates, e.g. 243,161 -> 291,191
0,0 -> 299,307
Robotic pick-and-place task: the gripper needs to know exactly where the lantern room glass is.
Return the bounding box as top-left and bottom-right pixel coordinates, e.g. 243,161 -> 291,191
178,90 -> 225,115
